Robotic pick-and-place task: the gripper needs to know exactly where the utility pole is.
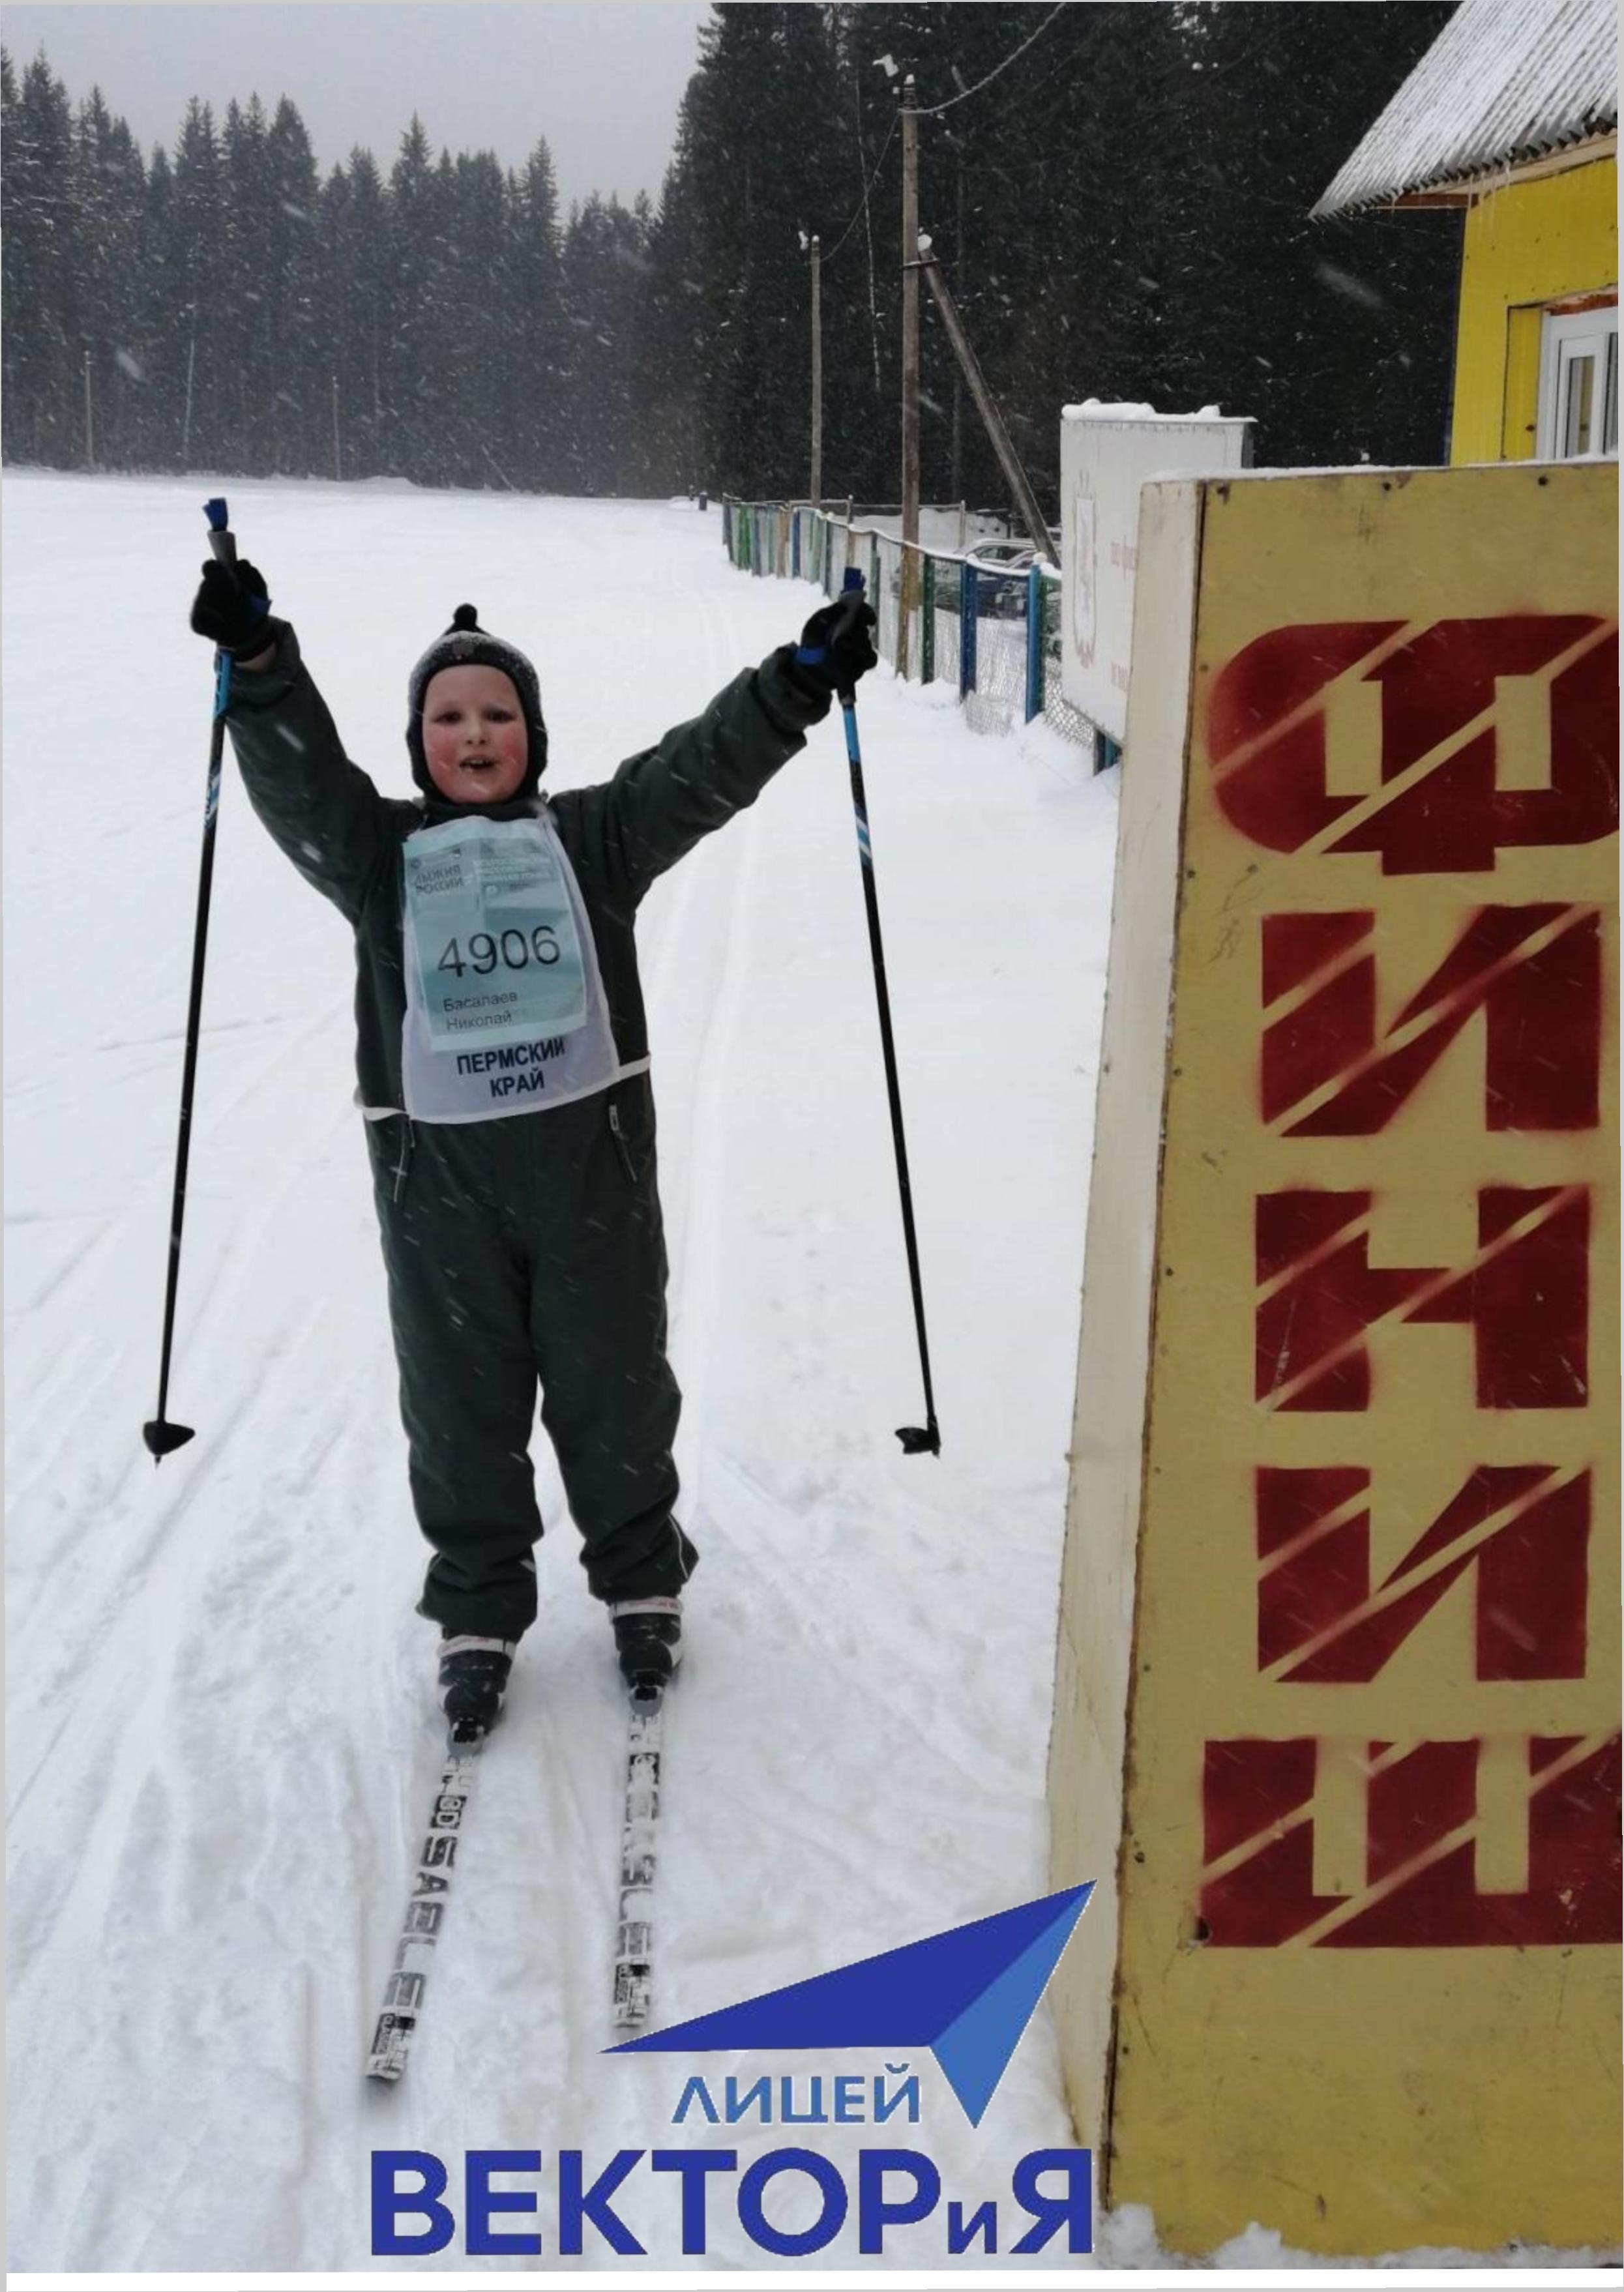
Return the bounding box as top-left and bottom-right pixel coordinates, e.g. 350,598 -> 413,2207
898,74 -> 921,678
332,374 -> 342,482
83,350 -> 95,469
919,250 -> 1052,564
949,140 -> 965,505
810,234 -> 823,503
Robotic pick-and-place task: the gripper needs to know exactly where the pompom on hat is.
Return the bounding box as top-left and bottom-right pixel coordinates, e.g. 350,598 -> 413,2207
406,603 -> 548,797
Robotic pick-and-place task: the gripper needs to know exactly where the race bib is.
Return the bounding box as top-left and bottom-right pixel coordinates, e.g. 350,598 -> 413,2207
398,809 -> 647,1124
404,816 -> 586,1048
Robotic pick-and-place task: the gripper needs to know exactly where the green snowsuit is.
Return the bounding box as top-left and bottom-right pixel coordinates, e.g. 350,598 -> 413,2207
224,626 -> 832,1639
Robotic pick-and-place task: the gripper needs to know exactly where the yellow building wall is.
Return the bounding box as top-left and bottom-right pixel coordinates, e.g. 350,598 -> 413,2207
1452,158 -> 1617,464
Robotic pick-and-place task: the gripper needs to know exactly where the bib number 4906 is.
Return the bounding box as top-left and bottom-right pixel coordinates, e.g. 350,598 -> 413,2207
437,926 -> 560,979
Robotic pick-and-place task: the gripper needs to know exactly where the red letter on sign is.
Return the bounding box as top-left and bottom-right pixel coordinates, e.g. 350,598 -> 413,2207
1210,617 -> 1617,874
1261,905 -> 1602,1134
1199,1734 -> 1621,1947
1256,1187 -> 1589,1409
1256,1463 -> 1589,1681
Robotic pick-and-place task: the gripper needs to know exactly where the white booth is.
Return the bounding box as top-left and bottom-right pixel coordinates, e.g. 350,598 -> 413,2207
1061,401 -> 1254,744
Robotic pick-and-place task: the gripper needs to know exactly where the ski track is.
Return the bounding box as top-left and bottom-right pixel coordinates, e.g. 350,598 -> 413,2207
6,475 -> 1114,2271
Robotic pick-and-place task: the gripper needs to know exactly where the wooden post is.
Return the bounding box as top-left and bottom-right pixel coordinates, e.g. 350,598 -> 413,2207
949,143 -> 965,504
83,350 -> 95,469
920,251 -> 1051,563
898,78 -> 921,677
331,374 -> 342,482
810,235 -> 823,505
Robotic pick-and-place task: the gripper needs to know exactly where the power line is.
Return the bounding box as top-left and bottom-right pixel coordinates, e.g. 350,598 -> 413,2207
912,3 -> 1074,115
818,108 -> 898,268
933,27 -> 1091,153
814,1 -> 1072,276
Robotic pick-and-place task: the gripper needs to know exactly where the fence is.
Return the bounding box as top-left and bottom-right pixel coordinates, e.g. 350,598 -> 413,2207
721,497 -> 1104,760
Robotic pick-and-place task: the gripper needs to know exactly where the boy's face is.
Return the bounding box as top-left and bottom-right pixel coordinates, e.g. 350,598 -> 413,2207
421,664 -> 529,804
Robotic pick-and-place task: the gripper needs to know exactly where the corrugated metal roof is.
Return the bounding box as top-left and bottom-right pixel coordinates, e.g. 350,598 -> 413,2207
1313,0 -> 1617,216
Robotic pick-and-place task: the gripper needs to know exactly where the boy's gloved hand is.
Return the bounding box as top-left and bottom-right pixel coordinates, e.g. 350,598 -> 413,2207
189,557 -> 276,659
795,589 -> 879,693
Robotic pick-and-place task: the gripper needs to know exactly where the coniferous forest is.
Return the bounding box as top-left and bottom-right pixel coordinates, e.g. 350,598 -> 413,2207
2,4 -> 1462,508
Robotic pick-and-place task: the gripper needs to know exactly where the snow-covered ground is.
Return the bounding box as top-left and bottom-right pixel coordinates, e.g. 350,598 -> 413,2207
4,473 -> 1120,2272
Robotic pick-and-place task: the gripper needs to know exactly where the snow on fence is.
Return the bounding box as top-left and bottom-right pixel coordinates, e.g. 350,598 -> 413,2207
721,497 -> 1104,761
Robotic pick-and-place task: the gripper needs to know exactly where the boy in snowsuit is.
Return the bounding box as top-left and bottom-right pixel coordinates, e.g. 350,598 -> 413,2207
188,555 -> 876,1737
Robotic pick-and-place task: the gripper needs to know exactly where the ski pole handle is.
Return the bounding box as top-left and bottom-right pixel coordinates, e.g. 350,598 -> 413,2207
833,565 -> 869,704
203,495 -> 237,571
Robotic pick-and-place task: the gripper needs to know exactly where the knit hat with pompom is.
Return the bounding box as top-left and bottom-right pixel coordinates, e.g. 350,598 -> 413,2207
406,603 -> 548,796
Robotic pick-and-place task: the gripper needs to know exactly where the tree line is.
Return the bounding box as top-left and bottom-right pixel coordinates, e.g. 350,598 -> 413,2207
2,5 -> 1462,508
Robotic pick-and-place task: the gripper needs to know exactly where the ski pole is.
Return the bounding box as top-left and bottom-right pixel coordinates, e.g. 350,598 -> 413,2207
832,569 -> 941,1456
143,495 -> 239,1462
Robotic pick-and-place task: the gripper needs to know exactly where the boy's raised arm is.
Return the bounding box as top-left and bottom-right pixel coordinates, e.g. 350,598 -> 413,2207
591,591 -> 879,903
190,557 -> 391,925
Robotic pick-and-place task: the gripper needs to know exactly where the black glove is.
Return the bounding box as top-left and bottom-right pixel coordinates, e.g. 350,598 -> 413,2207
189,557 -> 276,659
795,586 -> 879,694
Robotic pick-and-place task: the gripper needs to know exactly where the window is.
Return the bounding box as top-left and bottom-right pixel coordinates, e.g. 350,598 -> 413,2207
1537,303 -> 1619,459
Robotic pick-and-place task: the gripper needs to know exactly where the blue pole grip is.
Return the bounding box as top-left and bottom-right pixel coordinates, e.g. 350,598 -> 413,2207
203,496 -> 236,569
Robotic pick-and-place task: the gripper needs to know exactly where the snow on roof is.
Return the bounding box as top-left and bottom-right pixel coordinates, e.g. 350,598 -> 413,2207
1061,398 -> 1243,423
1312,0 -> 1617,216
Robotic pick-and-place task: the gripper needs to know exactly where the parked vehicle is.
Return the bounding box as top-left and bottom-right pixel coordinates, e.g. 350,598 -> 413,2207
963,538 -> 1038,576
962,538 -> 1036,618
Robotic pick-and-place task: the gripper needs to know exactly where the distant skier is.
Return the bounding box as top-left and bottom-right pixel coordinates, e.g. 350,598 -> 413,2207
188,558 -> 876,1738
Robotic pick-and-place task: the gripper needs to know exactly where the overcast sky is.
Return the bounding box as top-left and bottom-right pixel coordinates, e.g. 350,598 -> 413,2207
1,3 -> 714,212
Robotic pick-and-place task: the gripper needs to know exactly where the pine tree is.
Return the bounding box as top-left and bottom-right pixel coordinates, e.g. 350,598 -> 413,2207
171,98 -> 226,468
630,97 -> 709,496
220,95 -> 274,465
558,192 -> 651,493
133,141 -> 181,464
383,114 -> 439,479
3,50 -> 83,464
320,146 -> 390,476
72,87 -> 147,467
439,147 -> 514,488
1,48 -> 32,456
655,3 -> 849,496
1156,3 -> 1459,466
264,96 -> 324,473
510,138 -> 567,488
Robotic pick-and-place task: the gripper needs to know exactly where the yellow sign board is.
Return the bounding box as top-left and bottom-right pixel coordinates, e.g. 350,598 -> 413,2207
1048,462 -> 1619,2255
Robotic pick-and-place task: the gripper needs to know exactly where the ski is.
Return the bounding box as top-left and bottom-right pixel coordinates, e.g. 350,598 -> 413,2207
367,1730 -> 485,2081
611,1684 -> 666,2029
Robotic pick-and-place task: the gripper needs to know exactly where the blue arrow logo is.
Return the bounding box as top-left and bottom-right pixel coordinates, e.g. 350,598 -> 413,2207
608,1884 -> 1093,2124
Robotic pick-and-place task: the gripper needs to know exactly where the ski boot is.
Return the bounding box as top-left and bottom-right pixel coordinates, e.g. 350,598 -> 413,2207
610,1596 -> 683,1703
437,1634 -> 516,1742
